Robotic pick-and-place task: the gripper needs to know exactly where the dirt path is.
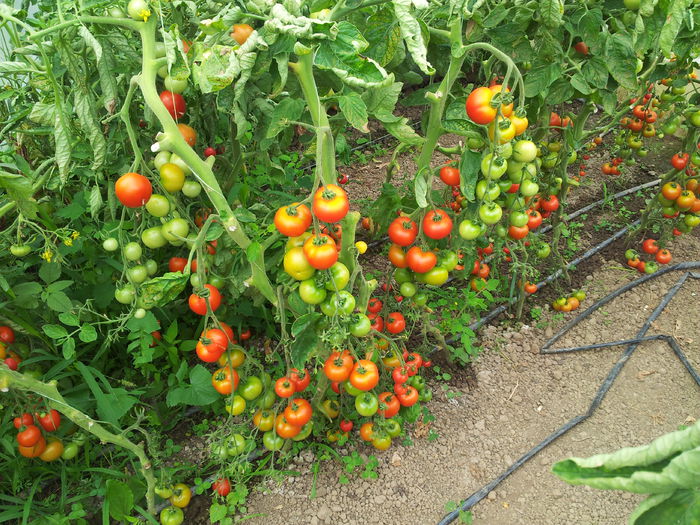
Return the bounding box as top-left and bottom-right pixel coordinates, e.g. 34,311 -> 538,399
243,231 -> 700,525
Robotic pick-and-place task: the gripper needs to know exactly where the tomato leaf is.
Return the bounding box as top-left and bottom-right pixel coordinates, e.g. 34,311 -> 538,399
459,149 -> 481,202
524,63 -> 561,97
266,98 -> 305,139
290,313 -> 322,369
378,115 -> 424,145
338,92 -> 369,133
363,7 -> 401,67
604,33 -> 638,90
414,174 -> 429,208
166,364 -> 220,407
392,0 -> 434,75
659,0 -> 691,58
138,272 -> 189,310
539,0 -> 564,28
105,480 -> 134,521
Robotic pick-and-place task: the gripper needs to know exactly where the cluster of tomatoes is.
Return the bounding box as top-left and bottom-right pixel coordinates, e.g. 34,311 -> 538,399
0,325 -> 22,370
656,179 -> 700,228
552,290 -> 586,313
322,348 -> 430,450
625,239 -> 673,275
12,408 -> 83,461
155,481 -> 192,525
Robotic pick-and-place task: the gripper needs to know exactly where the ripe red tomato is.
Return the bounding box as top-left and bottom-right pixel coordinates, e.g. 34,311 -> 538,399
388,217 -> 418,246
641,239 -> 659,254
386,312 -> 406,334
284,398 -> 312,427
388,244 -> 408,268
508,224 -> 529,240
213,478 -> 231,497
466,87 -> 497,124
303,234 -> 338,270
527,210 -> 543,229
540,195 -> 560,212
573,41 -> 589,55
312,184 -> 349,223
367,298 -> 383,313
378,392 -> 400,418
661,182 -> 682,201
439,166 -> 460,186
177,123 -> 196,146
671,153 -> 689,170
289,368 -> 311,392
13,413 -> 33,429
422,209 -> 453,239
406,246 -> 437,273
189,284 -> 222,315
169,257 -> 189,273
655,249 -> 672,264
349,360 -> 379,391
274,203 -> 312,237
396,385 -> 419,407
115,172 -> 152,208
36,410 -> 61,432
0,326 -> 15,344
274,377 -> 295,398
160,90 -> 186,120
204,147 -> 216,157
17,425 -> 42,447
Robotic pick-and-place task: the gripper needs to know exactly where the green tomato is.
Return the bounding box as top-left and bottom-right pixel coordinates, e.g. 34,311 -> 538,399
114,284 -> 136,304
394,267 -> 413,284
10,244 -> 31,257
480,154 -> 507,179
263,430 -> 284,451
541,152 -> 559,169
385,419 -> 402,438
226,395 -> 246,416
685,214 -> 700,227
413,292 -> 428,307
292,421 -> 314,441
355,392 -> 379,416
419,387 -> 433,402
343,381 -> 363,397
162,218 -> 190,243
479,202 -> 503,225
127,0 -> 150,21
107,7 -> 127,17
325,262 -> 350,291
160,506 -> 184,525
498,142 -> 513,159
657,194 -> 675,207
494,223 -> 508,238
258,389 -> 276,409
145,259 -> 158,275
320,290 -> 356,316
439,250 -> 459,271
134,308 -> 147,319
239,376 -> 263,400
123,242 -> 142,261
128,265 -> 148,284
164,75 -> 188,94
299,279 -> 327,305
624,249 -> 639,260
226,434 -> 247,456
181,180 -> 202,198
459,219 -> 483,240
349,314 -> 372,337
421,266 -> 449,286
476,180 -> 501,200
623,0 -> 640,10
644,261 -> 659,274
168,153 -> 191,175
155,485 -> 173,499
567,150 -> 578,165
689,112 -> 700,128
536,243 -> 551,259
61,442 -> 80,460
400,281 -> 417,298
142,227 -> 167,249
505,194 -> 526,211
146,194 -> 171,217
190,274 -> 202,288
409,375 -> 426,392
103,237 -> 119,252
468,137 -> 485,150
509,211 -> 529,227
519,179 -> 539,197
210,443 -> 229,461
512,140 -> 537,163
154,151 -> 171,171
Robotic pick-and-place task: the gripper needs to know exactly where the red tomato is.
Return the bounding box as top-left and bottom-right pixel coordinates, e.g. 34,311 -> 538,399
189,284 -> 222,315
160,90 -> 186,120
388,217 -> 418,246
386,312 -> 406,334
115,172 -> 152,208
303,234 -> 338,270
289,368 -> 311,392
378,392 -> 400,418
466,87 -> 497,125
169,257 -> 189,273
439,166 -> 460,186
641,239 -> 659,254
422,209 -> 453,240
312,184 -> 349,223
36,410 -> 61,432
0,326 -> 15,344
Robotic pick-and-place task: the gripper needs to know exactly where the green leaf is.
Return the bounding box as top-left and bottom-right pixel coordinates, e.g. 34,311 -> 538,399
459,150 -> 481,202
338,92 -> 369,133
363,82 -> 402,117
73,78 -> 106,171
414,175 -> 428,208
53,112 -> 72,185
547,79 -> 576,105
659,0 -> 691,58
28,103 -> 56,126
570,72 -> 592,95
483,5 -> 511,27
75,362 -> 141,424
46,291 -> 73,313
58,312 -> 80,327
105,480 -> 134,521
210,502 -> 228,522
13,282 -> 42,308
39,262 -> 60,284
62,337 -> 76,360
138,272 -> 189,310
78,324 -> 98,343
43,324 -> 68,339
392,0 -> 434,75
378,115 -> 423,145
539,0 -> 564,28
290,314 -> 321,370
166,364 -> 220,407
524,63 -> 561,97
0,170 -> 38,219
363,7 -> 401,66
89,185 -> 103,218
246,241 -> 262,263
266,98 -> 305,139
315,22 -> 391,88
605,33 -> 638,90
582,57 -> 608,88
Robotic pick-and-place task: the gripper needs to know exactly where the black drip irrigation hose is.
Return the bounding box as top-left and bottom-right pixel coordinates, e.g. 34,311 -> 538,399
437,263 -> 700,525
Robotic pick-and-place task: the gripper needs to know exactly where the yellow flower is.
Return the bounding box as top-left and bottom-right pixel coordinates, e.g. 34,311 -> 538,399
71,231 -> 80,239
63,238 -> 73,246
41,250 -> 53,262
